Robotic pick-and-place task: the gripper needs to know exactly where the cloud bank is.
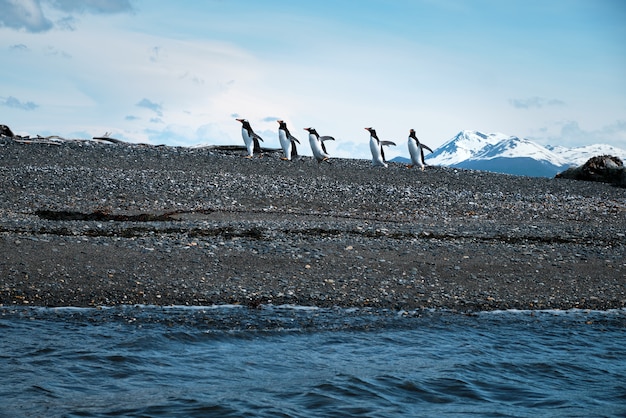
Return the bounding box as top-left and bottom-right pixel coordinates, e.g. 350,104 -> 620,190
49,0 -> 133,14
0,0 -> 133,32
136,98 -> 163,117
1,96 -> 39,110
0,0 -> 53,32
509,97 -> 566,109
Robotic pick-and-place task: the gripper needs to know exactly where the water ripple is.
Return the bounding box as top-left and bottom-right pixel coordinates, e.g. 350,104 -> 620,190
1,306 -> 625,417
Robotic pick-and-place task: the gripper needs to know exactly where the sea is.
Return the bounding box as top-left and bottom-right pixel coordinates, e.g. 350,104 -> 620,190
1,305 -> 625,417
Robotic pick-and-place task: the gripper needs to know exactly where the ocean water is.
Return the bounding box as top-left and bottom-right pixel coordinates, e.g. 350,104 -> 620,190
1,305 -> 625,417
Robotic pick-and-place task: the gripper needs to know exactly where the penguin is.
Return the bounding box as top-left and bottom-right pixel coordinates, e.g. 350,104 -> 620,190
235,118 -> 264,158
277,120 -> 300,160
365,127 -> 396,167
304,127 -> 334,163
407,129 -> 433,170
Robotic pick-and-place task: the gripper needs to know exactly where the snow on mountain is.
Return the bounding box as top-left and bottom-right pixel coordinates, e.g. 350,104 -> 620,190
421,130 -> 626,177
546,144 -> 626,166
474,136 -> 569,166
425,130 -> 507,166
425,130 -> 568,166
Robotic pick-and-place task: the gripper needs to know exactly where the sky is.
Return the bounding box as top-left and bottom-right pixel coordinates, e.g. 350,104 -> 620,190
1,0 -> 625,160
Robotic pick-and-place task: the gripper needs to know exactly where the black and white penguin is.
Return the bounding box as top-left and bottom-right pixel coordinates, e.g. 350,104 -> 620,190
365,127 -> 395,167
235,118 -> 264,158
304,127 -> 334,163
277,120 -> 300,160
407,129 -> 433,170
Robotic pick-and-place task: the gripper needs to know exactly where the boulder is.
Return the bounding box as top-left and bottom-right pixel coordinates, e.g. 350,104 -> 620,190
0,124 -> 15,138
556,155 -> 626,187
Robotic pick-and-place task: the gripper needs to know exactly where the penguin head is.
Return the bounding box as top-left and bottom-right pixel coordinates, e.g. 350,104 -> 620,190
409,129 -> 418,141
304,127 -> 318,137
236,118 -> 254,134
365,127 -> 378,139
277,120 -> 287,130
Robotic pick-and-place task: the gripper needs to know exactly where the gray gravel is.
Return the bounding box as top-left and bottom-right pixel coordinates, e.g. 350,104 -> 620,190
1,137 -> 625,311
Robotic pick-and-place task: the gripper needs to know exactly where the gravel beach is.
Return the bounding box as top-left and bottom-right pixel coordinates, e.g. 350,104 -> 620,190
1,137 -> 625,311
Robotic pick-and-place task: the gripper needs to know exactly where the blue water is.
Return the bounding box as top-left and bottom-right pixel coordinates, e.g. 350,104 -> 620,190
2,306 -> 625,417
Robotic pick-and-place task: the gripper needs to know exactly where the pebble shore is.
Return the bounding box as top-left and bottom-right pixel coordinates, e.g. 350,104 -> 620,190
1,137 -> 625,311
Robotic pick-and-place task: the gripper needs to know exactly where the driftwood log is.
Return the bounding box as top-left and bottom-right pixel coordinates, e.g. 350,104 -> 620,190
202,145 -> 282,153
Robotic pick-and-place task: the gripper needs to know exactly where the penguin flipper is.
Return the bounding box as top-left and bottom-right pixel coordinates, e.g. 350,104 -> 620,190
288,133 -> 300,144
319,136 -> 335,141
321,141 -> 329,154
291,142 -> 298,158
252,132 -> 264,142
253,137 -> 262,153
422,144 -> 433,153
381,140 -> 396,147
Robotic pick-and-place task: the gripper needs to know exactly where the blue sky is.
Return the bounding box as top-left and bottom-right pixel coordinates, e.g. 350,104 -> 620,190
1,0 -> 625,159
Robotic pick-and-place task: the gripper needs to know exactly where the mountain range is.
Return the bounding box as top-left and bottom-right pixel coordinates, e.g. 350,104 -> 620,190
391,130 -> 626,177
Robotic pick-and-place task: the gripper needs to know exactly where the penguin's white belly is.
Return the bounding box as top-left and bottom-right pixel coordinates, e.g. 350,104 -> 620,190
309,135 -> 327,160
278,130 -> 292,159
242,128 -> 254,156
408,139 -> 421,166
370,137 -> 386,167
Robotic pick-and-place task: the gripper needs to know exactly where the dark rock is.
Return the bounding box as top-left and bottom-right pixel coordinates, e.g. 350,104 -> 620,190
556,155 -> 626,187
0,124 -> 15,138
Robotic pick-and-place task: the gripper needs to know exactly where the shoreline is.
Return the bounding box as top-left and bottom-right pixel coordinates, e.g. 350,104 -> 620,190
3,303 -> 626,315
1,138 -> 625,312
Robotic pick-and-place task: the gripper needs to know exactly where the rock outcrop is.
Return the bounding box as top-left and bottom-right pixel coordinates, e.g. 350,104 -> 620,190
556,155 -> 626,188
0,124 -> 15,138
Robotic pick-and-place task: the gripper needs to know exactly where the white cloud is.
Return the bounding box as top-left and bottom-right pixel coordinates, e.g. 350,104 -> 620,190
0,0 -> 53,32
530,120 -> 626,148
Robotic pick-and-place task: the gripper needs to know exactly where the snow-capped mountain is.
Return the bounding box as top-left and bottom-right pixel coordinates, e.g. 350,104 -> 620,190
473,136 -> 568,166
424,130 -> 507,166
405,130 -> 626,177
546,144 -> 626,166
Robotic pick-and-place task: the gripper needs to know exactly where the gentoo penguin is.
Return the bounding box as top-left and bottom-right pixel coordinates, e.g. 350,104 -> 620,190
304,127 -> 334,163
407,129 -> 433,170
277,120 -> 300,160
365,127 -> 396,167
235,118 -> 264,158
